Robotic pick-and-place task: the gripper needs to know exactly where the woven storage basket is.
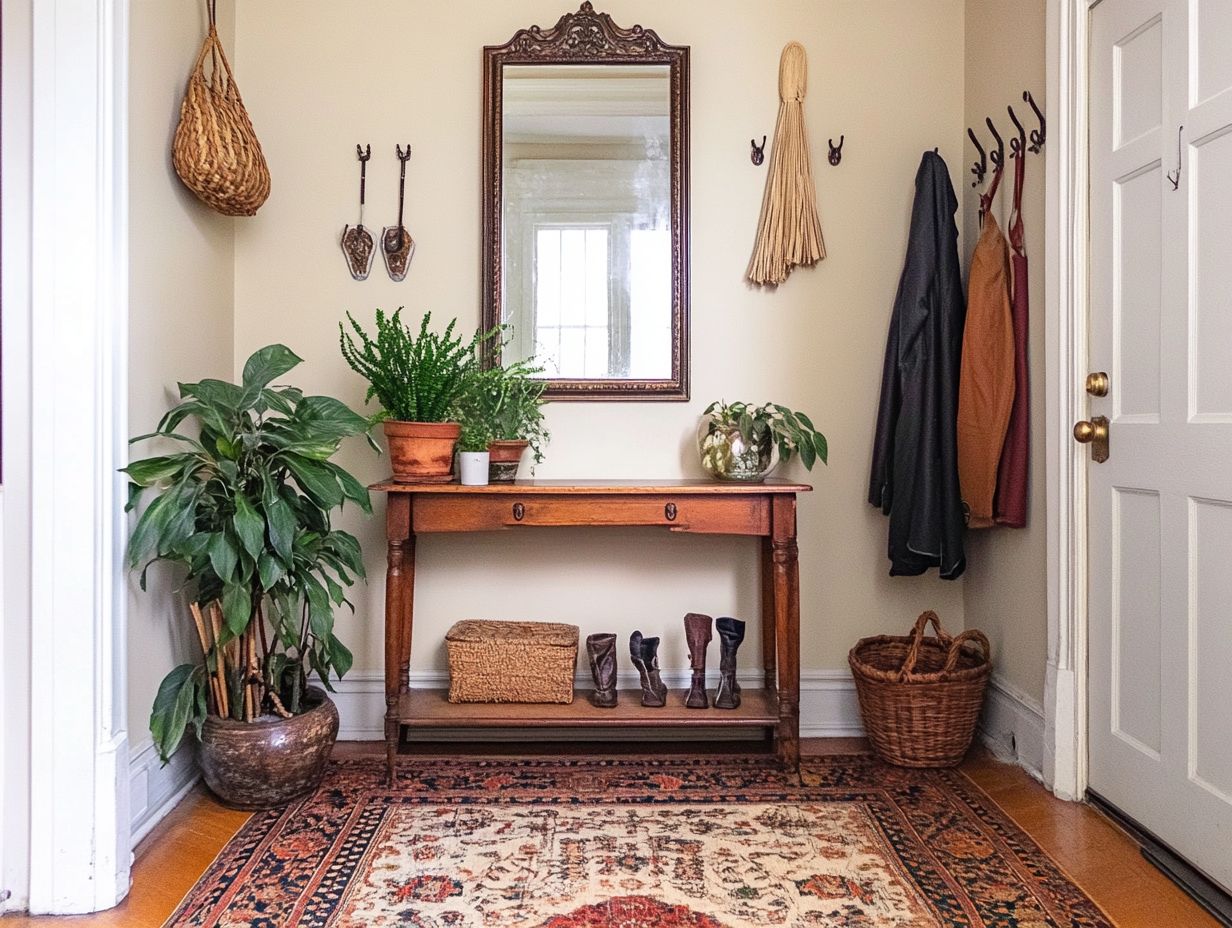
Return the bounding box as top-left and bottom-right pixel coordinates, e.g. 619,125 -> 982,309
171,5 -> 270,217
446,620 -> 578,704
849,611 -> 992,768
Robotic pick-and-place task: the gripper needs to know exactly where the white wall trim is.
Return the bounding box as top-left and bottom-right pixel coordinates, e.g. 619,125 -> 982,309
1043,0 -> 1092,802
128,744 -> 200,847
979,674 -> 1047,781
330,670 -> 865,741
26,0 -> 132,913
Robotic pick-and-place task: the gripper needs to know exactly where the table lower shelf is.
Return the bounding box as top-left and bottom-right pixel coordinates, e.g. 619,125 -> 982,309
395,687 -> 779,728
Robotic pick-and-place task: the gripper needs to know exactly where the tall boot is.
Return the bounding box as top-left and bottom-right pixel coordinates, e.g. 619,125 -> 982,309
586,633 -> 618,708
629,630 -> 667,707
713,616 -> 746,709
683,613 -> 712,708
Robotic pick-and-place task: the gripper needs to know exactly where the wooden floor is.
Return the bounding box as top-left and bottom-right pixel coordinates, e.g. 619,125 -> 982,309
2,740 -> 1219,927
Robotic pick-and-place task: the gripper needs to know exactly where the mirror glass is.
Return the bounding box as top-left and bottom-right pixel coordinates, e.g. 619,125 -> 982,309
500,64 -> 672,381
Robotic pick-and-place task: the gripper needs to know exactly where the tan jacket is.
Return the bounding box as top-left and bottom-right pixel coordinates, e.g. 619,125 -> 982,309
957,207 -> 1016,529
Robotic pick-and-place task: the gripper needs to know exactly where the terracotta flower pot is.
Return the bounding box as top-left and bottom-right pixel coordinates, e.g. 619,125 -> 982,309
487,438 -> 529,483
383,420 -> 460,483
198,686 -> 339,810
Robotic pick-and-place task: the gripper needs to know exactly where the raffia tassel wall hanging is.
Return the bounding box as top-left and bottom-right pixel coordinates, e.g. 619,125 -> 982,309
172,1 -> 270,217
746,42 -> 826,287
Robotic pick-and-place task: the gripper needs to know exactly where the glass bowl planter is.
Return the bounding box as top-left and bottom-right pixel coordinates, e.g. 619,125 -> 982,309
697,417 -> 779,482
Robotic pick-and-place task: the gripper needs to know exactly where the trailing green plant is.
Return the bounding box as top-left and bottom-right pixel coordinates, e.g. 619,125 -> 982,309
124,345 -> 378,763
457,359 -> 551,464
700,400 -> 828,471
339,308 -> 495,423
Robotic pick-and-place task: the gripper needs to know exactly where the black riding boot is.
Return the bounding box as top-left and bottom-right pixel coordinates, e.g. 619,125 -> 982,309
713,616 -> 746,709
629,630 -> 668,707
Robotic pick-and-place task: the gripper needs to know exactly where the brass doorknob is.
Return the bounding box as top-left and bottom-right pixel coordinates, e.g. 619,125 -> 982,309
1085,372 -> 1110,397
1073,416 -> 1110,463
1073,420 -> 1100,443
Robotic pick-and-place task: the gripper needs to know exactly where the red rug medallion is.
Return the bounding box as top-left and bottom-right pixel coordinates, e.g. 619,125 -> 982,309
166,756 -> 1113,927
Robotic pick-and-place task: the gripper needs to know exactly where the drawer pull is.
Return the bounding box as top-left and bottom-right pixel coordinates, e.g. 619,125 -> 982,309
665,502 -> 678,521
512,502 -> 525,521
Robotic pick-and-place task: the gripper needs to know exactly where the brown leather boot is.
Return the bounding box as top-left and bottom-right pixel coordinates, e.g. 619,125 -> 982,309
713,616 -> 746,709
629,631 -> 667,707
683,613 -> 712,708
586,633 -> 618,708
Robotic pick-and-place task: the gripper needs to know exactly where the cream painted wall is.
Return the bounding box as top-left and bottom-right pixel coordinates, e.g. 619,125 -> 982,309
126,0 -> 237,743
231,0 -> 969,697
961,0 -> 1049,705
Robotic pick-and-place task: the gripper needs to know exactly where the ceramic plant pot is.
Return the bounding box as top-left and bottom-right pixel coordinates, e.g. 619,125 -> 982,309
198,686 -> 339,810
458,451 -> 491,486
383,420 -> 460,483
487,439 -> 529,482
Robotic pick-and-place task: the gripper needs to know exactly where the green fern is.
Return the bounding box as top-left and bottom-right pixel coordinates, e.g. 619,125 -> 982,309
339,309 -> 494,423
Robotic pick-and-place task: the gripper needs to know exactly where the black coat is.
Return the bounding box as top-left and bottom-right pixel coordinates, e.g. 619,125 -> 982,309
868,151 -> 966,579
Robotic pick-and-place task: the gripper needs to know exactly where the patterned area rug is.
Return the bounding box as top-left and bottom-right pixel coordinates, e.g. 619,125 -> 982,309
167,756 -> 1113,927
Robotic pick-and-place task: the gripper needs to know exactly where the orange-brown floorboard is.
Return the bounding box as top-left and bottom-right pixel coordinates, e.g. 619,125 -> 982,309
0,739 -> 1218,927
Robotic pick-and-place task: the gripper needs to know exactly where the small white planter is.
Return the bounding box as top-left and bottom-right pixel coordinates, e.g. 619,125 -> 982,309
458,451 -> 491,486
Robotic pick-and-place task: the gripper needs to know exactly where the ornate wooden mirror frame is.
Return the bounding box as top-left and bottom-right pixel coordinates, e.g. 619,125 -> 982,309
482,3 -> 690,401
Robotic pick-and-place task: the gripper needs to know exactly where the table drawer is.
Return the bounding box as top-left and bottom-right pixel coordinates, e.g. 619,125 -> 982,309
412,494 -> 770,535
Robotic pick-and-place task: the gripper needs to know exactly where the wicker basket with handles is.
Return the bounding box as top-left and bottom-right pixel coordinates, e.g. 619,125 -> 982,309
445,620 -> 578,704
849,611 -> 992,768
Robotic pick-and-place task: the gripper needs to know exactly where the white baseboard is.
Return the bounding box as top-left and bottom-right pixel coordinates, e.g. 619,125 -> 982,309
977,674 -> 1046,781
330,669 -> 866,741
128,741 -> 199,846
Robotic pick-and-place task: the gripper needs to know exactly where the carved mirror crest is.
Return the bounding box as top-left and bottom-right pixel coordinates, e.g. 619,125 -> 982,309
483,4 -> 690,401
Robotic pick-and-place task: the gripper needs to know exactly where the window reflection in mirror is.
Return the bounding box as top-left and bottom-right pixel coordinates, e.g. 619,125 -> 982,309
501,64 -> 672,381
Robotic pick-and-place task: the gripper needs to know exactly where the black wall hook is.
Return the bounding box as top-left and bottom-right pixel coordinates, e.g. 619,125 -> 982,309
827,135 -> 844,166
1024,90 -> 1046,153
1007,104 -> 1027,159
967,127 -> 987,187
986,117 -> 1005,170
750,136 -> 766,166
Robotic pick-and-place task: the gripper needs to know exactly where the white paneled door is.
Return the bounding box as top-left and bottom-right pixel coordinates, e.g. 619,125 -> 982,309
1088,0 -> 1232,892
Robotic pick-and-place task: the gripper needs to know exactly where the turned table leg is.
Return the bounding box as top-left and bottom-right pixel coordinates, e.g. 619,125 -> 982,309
760,535 -> 777,692
771,496 -> 801,770
384,495 -> 412,786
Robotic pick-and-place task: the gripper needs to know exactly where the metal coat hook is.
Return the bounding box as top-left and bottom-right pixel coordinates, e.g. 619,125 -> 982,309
1007,104 -> 1027,159
1023,90 -> 1046,153
967,127 -> 988,187
827,135 -> 844,166
750,135 -> 766,166
985,116 -> 1005,171
1166,125 -> 1183,190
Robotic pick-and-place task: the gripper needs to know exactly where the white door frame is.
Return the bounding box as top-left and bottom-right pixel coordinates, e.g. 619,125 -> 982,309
15,0 -> 132,913
1044,0 -> 1096,802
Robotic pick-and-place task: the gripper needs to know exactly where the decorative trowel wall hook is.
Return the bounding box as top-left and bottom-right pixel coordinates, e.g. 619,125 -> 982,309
750,136 -> 767,166
382,144 -> 415,281
341,144 -> 375,280
827,135 -> 844,166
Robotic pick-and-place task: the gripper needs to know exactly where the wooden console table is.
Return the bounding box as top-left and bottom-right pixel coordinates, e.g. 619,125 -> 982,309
372,479 -> 811,782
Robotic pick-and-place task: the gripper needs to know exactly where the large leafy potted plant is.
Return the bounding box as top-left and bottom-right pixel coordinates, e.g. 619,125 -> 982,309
125,345 -> 376,809
698,401 -> 828,481
458,359 -> 550,482
339,308 -> 490,483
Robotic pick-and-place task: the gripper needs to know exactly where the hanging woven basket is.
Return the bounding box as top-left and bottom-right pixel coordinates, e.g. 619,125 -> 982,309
171,5 -> 270,217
